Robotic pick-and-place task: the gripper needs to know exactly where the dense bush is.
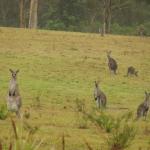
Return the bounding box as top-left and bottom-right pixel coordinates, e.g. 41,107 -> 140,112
45,20 -> 66,30
1,0 -> 150,35
111,23 -> 150,36
108,124 -> 136,150
85,110 -> 136,150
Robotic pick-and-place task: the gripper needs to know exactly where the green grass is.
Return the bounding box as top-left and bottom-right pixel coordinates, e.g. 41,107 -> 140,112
0,27 -> 150,150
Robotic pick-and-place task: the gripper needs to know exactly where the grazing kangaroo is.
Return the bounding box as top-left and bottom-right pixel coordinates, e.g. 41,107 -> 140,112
94,81 -> 107,108
126,66 -> 138,77
7,69 -> 22,117
137,91 -> 150,120
107,51 -> 118,74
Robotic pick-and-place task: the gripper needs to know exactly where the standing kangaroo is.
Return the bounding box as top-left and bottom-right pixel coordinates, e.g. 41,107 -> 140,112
94,81 -> 107,108
9,69 -> 20,96
126,66 -> 138,77
137,91 -> 150,120
7,69 -> 22,117
107,51 -> 118,74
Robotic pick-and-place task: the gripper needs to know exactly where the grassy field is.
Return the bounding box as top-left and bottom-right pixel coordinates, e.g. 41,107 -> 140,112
0,27 -> 149,150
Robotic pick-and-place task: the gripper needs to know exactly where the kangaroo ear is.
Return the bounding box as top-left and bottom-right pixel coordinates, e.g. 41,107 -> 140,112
9,69 -> 13,73
107,51 -> 111,55
16,69 -> 19,73
145,91 -> 148,96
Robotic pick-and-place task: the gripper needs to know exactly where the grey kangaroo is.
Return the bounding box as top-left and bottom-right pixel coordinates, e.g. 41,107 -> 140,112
94,81 -> 107,108
7,69 -> 22,117
126,66 -> 138,77
9,69 -> 19,96
107,51 -> 118,74
137,91 -> 150,120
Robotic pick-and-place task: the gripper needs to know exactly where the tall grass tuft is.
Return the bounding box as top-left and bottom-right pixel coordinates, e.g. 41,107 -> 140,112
85,110 -> 136,150
108,124 -> 136,150
85,111 -> 116,133
0,118 -> 43,150
62,133 -> 65,150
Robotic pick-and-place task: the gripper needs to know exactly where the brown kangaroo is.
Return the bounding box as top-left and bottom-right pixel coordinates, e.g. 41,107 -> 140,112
7,69 -> 22,118
107,51 -> 118,74
94,81 -> 107,108
137,91 -> 150,120
126,66 -> 138,77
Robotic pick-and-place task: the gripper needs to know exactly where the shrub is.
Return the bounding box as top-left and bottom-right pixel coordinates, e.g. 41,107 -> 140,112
86,112 -> 118,133
94,113 -> 116,133
45,20 -> 66,30
86,110 -> 136,150
111,23 -> 136,35
143,22 -> 150,36
108,124 -> 136,150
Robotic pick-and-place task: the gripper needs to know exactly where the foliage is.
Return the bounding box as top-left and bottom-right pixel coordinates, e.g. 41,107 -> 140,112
86,110 -> 136,150
45,20 -> 66,30
108,124 -> 136,150
143,21 -> 150,36
86,112 -> 116,133
111,23 -> 136,35
0,0 -> 150,35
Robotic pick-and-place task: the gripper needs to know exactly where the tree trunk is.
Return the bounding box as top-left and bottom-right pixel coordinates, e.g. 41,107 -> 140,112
106,0 -> 112,33
29,0 -> 38,29
101,0 -> 106,36
0,1 -> 7,25
19,0 -> 25,28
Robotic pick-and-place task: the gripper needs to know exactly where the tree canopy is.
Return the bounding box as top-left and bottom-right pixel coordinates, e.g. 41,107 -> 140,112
0,0 -> 150,35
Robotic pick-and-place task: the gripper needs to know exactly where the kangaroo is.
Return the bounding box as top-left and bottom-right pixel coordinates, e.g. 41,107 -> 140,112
9,69 -> 19,96
7,69 -> 22,118
7,95 -> 22,117
107,51 -> 118,74
94,81 -> 107,108
137,91 -> 150,120
126,66 -> 138,77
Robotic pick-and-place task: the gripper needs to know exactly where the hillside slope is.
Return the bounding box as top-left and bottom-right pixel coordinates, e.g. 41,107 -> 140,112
0,27 -> 149,150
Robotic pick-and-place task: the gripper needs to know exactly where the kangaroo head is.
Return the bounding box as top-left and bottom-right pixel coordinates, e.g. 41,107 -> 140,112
106,51 -> 112,58
145,91 -> 150,102
95,81 -> 100,88
9,69 -> 19,79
